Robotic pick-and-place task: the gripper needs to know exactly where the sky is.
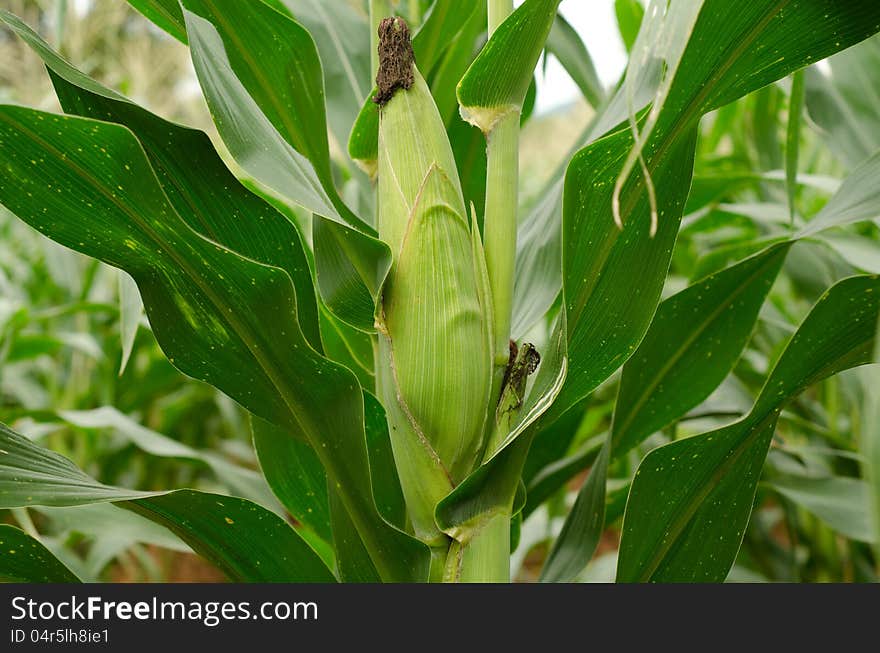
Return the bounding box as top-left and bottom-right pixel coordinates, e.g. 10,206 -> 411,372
534,0 -> 629,113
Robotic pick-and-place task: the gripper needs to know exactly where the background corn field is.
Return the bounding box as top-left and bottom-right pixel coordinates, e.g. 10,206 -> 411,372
1,0 -> 879,582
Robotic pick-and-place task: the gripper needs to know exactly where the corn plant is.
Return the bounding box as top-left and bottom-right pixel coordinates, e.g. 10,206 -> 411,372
1,0 -> 880,583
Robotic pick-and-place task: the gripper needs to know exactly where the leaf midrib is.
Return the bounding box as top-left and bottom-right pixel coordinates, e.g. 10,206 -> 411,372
612,248 -> 785,451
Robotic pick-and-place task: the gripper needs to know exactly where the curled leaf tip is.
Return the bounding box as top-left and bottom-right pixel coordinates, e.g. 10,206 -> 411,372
374,17 -> 414,107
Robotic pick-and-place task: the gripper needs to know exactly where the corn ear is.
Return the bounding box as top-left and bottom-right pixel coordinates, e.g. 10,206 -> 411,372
374,18 -> 493,544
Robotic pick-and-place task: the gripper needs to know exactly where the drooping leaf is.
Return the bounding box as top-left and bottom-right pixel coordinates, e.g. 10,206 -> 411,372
612,242 -> 790,456
0,422 -> 335,582
0,106 -> 427,582
0,11 -> 323,352
797,150 -> 880,238
179,1 -> 390,332
617,275 -> 880,582
546,14 -> 604,109
0,525 -> 81,583
125,0 -> 187,43
540,438 -> 610,582
549,0 -> 880,428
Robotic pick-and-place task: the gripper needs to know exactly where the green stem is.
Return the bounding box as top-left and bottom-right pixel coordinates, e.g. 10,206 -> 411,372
483,0 -> 517,391
370,0 -> 393,77
484,109 -> 520,394
445,512 -> 511,582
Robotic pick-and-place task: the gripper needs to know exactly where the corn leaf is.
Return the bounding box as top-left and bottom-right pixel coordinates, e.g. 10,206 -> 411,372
0,525 -> 81,583
273,0 -> 372,155
615,0 -> 645,53
179,0 -> 389,332
118,270 -> 141,374
126,0 -> 187,43
805,34 -> 880,169
617,275 -> 880,582
612,242 -> 791,456
549,0 -> 880,427
797,150 -> 880,237
251,415 -> 331,542
767,474 -> 876,544
58,407 -> 280,514
347,0 -> 480,167
540,438 -> 610,582
0,422 -> 335,582
0,106 -> 427,582
546,14 -> 604,109
0,11 -> 323,353
457,0 -> 561,132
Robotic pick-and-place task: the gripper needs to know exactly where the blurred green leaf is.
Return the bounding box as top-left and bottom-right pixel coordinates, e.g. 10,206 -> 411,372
540,438 -> 609,582
767,474 -> 876,543
0,422 -> 335,582
614,0 -> 644,53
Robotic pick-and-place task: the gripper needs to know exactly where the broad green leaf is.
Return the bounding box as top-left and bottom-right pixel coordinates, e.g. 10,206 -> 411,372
457,0 -> 561,132
125,0 -> 187,44
615,0 -> 644,53
549,0 -> 880,426
0,525 -> 81,583
0,11 -> 322,351
805,34 -> 880,169
275,0 -> 371,154
328,485 -> 381,583
767,474 -> 876,543
34,504 -> 192,580
0,422 -> 335,582
118,270 -> 142,374
179,2 -> 389,332
547,14 -> 604,109
348,0 -> 481,168
618,275 -> 880,582
251,416 -> 331,542
0,106 -> 427,582
612,243 -> 791,456
540,439 -> 609,582
318,304 -> 374,390
128,490 -> 337,582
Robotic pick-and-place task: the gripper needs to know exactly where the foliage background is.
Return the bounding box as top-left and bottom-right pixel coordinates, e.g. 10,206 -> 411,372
1,0 -> 878,582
